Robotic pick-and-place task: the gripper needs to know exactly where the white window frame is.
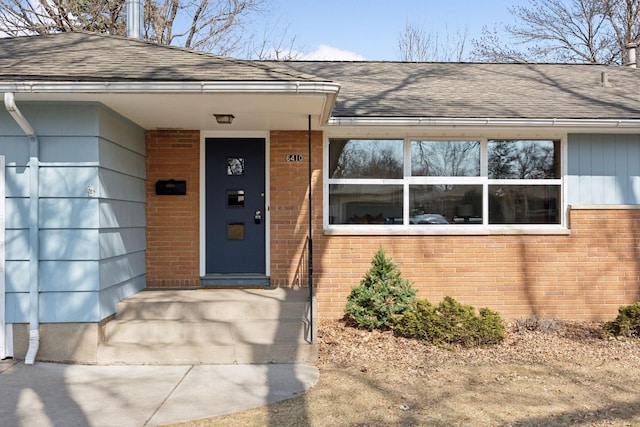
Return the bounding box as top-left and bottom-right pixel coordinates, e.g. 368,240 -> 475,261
324,135 -> 568,235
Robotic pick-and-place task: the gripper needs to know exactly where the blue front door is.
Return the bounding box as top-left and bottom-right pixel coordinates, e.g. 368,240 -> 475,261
205,138 -> 266,273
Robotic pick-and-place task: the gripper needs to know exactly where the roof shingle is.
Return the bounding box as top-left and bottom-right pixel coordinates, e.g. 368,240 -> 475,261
2,32 -> 640,120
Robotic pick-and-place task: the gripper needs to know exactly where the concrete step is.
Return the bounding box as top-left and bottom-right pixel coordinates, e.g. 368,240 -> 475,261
103,319 -> 310,345
97,342 -> 318,365
98,288 -> 317,365
115,288 -> 310,321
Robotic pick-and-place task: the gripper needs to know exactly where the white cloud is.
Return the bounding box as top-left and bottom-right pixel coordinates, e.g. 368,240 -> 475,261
302,44 -> 365,61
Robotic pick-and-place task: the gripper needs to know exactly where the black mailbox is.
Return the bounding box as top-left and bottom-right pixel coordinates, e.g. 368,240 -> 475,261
155,179 -> 187,195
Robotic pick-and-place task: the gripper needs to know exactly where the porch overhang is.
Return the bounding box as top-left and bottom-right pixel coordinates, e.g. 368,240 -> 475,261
1,80 -> 340,131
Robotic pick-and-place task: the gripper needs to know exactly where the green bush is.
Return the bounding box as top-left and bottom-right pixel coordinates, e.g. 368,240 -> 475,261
396,296 -> 505,348
604,302 -> 640,337
345,247 -> 417,330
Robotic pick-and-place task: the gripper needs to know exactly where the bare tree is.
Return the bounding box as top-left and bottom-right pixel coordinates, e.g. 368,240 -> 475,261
0,0 -> 126,36
603,0 -> 640,64
143,0 -> 264,54
473,0 -> 640,64
244,20 -> 306,60
0,0 -> 289,57
397,21 -> 468,62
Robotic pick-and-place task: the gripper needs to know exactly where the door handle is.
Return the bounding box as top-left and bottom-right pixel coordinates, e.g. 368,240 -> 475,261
254,210 -> 262,224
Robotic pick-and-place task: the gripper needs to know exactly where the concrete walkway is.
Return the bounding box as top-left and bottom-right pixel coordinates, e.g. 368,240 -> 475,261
0,359 -> 319,426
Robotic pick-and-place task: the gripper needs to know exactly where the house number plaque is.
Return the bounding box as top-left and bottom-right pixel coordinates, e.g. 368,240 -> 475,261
286,154 -> 304,162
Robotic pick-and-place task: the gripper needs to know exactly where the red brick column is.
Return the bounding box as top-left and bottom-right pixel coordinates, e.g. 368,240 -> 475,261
145,130 -> 200,287
269,130 -> 323,287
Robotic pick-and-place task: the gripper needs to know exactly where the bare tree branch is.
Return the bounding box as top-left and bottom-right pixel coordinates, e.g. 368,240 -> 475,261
397,21 -> 468,62
0,0 -> 286,57
472,0 -> 640,64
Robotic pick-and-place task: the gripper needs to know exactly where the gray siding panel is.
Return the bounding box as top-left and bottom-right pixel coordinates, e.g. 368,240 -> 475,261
40,167 -> 99,198
40,261 -> 100,292
5,292 -> 28,323
6,198 -> 29,228
2,101 -> 146,324
40,229 -> 100,260
568,134 -> 640,205
99,138 -> 146,179
6,261 -> 29,292
7,291 -> 100,323
98,105 -> 146,155
99,200 -> 146,228
95,106 -> 146,321
99,228 -> 146,259
39,292 -> 100,322
20,103 -> 99,136
99,168 -> 145,202
40,198 -> 99,229
0,137 -> 29,165
99,276 -> 146,319
40,136 -> 100,164
5,229 -> 29,260
99,251 -> 146,290
5,167 -> 29,197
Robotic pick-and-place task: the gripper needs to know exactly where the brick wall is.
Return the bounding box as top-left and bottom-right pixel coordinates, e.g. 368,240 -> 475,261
269,130 -> 323,287
312,209 -> 640,321
145,130 -> 200,287
269,132 -> 640,321
145,129 -> 640,320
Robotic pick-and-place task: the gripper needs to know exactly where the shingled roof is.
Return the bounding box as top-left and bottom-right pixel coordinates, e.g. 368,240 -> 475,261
274,61 -> 640,120
0,31 -> 323,82
1,32 -> 640,121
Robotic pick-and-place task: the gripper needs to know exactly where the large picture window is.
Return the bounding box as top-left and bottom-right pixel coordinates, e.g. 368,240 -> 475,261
327,138 -> 563,230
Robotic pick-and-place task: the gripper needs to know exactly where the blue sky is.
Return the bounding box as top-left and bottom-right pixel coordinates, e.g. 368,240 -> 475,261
270,0 -> 525,60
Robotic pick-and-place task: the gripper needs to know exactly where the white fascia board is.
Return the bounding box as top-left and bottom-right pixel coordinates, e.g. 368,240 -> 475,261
328,117 -> 640,129
0,80 -> 341,94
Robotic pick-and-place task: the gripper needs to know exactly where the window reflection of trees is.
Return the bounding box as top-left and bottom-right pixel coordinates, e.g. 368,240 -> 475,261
488,140 -> 559,179
327,138 -> 562,226
411,141 -> 480,176
329,139 -> 403,179
488,140 -> 560,225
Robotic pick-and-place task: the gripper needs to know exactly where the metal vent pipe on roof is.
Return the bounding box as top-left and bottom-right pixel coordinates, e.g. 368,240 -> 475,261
626,42 -> 637,68
126,0 -> 144,39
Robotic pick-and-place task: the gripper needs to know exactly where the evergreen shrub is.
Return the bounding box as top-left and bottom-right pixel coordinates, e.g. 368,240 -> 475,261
396,296 -> 505,348
604,302 -> 640,337
344,247 -> 416,330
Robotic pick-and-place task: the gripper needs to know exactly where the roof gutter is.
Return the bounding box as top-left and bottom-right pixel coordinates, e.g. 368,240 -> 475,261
328,117 -> 640,129
0,80 -> 341,126
0,80 -> 341,95
4,93 -> 39,365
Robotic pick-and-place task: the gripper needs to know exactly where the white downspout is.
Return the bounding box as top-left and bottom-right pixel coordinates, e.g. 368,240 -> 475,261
4,93 -> 39,365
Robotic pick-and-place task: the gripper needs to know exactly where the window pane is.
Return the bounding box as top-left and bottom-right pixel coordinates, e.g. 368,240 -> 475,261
410,185 -> 482,225
329,184 -> 403,224
489,185 -> 560,224
329,139 -> 403,179
488,140 -> 560,179
411,140 -> 480,176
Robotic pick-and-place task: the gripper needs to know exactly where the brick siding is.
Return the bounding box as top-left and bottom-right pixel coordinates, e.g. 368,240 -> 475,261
269,131 -> 323,288
145,129 -> 640,321
145,130 -> 200,287
312,209 -> 640,321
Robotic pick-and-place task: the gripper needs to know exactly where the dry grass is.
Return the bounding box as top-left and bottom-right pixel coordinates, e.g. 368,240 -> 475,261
169,318 -> 640,427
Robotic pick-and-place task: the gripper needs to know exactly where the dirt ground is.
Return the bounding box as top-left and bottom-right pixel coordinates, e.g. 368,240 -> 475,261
171,318 -> 640,427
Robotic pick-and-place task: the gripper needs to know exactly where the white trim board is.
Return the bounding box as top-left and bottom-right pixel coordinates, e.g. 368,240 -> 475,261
0,155 -> 11,359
